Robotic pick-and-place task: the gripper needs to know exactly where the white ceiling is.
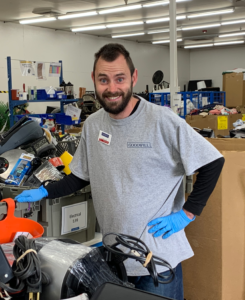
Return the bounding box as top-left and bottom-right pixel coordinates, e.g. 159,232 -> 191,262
1,0 -> 245,48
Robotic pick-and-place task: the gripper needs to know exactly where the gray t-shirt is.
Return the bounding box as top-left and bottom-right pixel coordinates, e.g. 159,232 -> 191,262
70,98 -> 222,276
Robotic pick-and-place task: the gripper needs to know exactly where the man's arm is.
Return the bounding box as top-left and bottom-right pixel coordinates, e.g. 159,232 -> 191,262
15,173 -> 90,202
45,173 -> 90,199
183,156 -> 225,216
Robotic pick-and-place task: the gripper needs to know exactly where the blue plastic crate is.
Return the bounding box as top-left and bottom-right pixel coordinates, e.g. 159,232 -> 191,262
149,93 -> 170,106
15,114 -> 56,124
55,113 -> 81,125
37,89 -> 48,100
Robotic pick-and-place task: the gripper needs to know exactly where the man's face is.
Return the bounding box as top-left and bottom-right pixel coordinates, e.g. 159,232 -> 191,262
92,54 -> 138,115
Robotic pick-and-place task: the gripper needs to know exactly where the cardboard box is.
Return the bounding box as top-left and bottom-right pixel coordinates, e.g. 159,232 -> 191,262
223,72 -> 245,107
185,114 -> 243,137
183,138 -> 245,300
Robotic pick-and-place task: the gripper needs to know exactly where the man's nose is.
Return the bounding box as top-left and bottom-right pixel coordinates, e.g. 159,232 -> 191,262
108,81 -> 118,93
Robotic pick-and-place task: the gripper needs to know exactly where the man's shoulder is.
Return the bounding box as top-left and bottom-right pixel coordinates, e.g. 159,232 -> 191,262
85,108 -> 105,124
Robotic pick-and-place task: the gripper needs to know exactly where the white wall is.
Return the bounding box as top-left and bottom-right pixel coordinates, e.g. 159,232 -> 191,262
0,22 -> 190,113
190,45 -> 245,89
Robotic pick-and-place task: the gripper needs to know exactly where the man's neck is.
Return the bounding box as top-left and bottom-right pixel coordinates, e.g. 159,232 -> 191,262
109,96 -> 139,120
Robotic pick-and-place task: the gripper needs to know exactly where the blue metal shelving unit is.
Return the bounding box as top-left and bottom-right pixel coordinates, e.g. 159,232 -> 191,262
149,91 -> 226,118
7,56 -> 80,132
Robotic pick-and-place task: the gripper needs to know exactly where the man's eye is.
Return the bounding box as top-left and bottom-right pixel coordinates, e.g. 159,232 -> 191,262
100,78 -> 107,83
117,78 -> 124,83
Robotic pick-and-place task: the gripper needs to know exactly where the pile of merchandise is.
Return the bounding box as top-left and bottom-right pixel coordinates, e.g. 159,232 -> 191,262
0,116 -> 80,188
189,104 -> 238,116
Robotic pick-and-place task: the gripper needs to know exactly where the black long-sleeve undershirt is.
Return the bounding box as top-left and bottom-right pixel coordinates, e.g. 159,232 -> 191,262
46,157 -> 224,216
183,156 -> 224,215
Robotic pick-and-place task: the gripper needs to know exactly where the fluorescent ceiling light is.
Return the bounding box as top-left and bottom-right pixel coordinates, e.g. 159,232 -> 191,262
19,17 -> 56,24
146,15 -> 186,24
146,18 -> 169,24
143,0 -> 189,7
106,21 -> 143,28
148,28 -> 182,34
58,11 -> 97,20
183,23 -> 221,30
214,41 -> 245,46
184,44 -> 213,48
219,32 -> 245,38
188,9 -> 234,19
152,38 -> 182,44
222,19 -> 245,25
112,32 -> 145,38
71,25 -> 106,32
143,1 -> 170,7
99,4 -> 141,14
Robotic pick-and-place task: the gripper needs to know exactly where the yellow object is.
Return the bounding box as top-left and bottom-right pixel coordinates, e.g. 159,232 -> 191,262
217,116 -> 228,130
60,151 -> 73,175
242,114 -> 245,122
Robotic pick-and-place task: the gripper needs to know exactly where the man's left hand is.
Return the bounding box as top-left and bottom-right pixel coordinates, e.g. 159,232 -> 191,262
148,209 -> 195,239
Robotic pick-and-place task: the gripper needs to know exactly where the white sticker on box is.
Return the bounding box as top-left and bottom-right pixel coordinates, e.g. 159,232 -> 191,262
243,73 -> 245,80
61,202 -> 87,235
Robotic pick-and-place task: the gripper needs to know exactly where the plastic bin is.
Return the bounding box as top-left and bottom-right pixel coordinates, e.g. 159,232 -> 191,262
1,186 -> 40,221
56,138 -> 81,156
37,89 -> 48,100
55,113 -> 81,125
39,186 -> 96,243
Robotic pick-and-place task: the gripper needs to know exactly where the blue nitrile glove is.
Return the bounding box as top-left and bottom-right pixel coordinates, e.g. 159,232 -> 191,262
15,186 -> 48,203
148,209 -> 195,239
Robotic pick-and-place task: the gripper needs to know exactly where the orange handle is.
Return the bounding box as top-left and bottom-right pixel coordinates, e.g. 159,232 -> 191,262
0,198 -> 16,220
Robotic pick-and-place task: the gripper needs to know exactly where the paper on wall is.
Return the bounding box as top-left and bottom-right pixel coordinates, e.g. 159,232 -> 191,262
19,61 -> 35,76
35,61 -> 47,80
49,62 -> 61,77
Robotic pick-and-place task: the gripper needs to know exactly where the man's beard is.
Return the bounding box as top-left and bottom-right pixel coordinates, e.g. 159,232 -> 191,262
95,83 -> 133,115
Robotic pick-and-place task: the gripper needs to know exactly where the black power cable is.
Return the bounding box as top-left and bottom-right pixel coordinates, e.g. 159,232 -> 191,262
102,233 -> 175,287
0,236 -> 49,295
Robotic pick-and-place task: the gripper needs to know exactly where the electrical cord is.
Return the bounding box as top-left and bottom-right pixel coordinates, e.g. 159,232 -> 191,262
0,236 -> 49,295
102,233 -> 175,287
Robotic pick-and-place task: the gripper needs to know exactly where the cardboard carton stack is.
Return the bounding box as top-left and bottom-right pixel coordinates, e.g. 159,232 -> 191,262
183,138 -> 245,300
223,70 -> 245,107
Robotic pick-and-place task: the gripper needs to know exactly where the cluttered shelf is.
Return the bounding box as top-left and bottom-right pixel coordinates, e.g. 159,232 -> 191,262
11,99 -> 80,108
7,56 -> 83,128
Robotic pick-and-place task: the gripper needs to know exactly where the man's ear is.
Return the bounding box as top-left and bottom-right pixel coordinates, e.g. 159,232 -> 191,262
91,71 -> 95,84
132,69 -> 138,88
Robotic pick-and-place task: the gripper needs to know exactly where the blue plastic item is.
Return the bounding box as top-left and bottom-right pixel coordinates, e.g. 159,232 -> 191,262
57,92 -> 67,99
149,91 -> 226,118
55,113 -> 81,125
148,209 -> 195,239
37,89 -> 48,100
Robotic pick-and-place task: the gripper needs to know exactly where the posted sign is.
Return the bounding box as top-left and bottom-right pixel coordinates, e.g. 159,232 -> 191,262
61,202 -> 87,235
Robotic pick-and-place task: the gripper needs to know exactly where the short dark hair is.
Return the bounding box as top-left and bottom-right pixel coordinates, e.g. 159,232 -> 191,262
93,43 -> 135,76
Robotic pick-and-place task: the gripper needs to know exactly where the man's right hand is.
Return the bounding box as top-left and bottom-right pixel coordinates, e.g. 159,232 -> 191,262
15,186 -> 48,203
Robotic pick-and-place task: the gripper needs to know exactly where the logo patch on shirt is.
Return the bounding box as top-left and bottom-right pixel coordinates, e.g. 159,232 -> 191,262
98,130 -> 112,146
127,142 -> 152,148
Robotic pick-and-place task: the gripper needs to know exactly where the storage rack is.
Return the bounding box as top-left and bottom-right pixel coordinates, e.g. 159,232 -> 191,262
149,91 -> 226,118
7,56 -> 80,132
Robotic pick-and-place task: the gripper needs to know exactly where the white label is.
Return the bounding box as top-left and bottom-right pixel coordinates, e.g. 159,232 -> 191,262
20,153 -> 35,161
61,202 -> 87,235
202,97 -> 208,107
98,130 -> 112,145
66,105 -> 81,120
173,94 -> 181,107
243,73 -> 245,80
